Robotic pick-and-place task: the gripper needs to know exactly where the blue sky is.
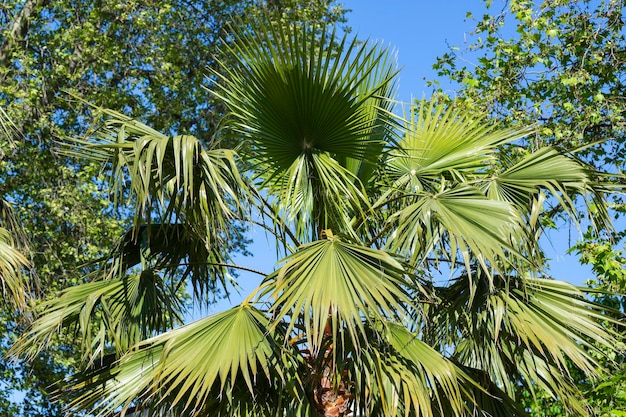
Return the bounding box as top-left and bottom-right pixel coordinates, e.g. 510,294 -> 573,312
343,0 -> 481,101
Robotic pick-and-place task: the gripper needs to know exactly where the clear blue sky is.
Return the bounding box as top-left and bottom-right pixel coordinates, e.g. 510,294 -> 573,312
342,0 -> 481,101
214,1 -> 594,311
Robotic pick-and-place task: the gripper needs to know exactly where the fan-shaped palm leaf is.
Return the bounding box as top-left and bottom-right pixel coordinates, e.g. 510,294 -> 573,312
386,185 -> 524,286
383,101 -> 530,193
210,19 -> 397,237
65,107 -> 245,229
69,304 -> 290,417
102,223 -> 236,305
264,236 -> 412,354
351,321 -> 466,417
430,273 -> 619,414
268,151 -> 371,242
61,106 -> 248,302
12,269 -> 183,362
483,146 -> 611,232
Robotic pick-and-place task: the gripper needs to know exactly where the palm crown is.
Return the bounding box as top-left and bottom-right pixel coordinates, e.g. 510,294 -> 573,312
13,19 -> 622,417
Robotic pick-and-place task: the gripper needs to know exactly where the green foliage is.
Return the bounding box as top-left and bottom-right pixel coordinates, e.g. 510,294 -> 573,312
573,230 -> 626,416
11,18 -> 623,417
0,0 -> 347,415
431,1 -> 626,414
431,0 -> 626,167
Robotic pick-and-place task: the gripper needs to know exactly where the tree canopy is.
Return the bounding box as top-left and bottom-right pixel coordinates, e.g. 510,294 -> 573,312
431,0 -> 625,168
11,16 -> 623,417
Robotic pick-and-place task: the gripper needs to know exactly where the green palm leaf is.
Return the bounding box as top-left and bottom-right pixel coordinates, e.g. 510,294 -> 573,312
213,22 -> 397,167
211,20 -> 397,236
0,107 -> 30,308
61,106 -> 248,300
431,273 -> 619,414
264,236 -> 412,353
68,305 -> 289,417
0,227 -> 29,309
12,270 -> 183,362
384,101 -> 530,193
386,185 -> 523,283
483,146 -> 612,232
267,151 -> 370,241
354,321 -> 466,417
65,107 -> 245,229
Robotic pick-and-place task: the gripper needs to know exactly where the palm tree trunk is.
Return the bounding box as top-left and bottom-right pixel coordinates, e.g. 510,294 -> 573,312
308,316 -> 354,417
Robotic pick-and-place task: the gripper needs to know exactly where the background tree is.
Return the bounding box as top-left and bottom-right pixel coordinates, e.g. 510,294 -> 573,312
431,0 -> 625,164
430,0 -> 626,414
0,1 -> 347,415
13,18 -> 622,417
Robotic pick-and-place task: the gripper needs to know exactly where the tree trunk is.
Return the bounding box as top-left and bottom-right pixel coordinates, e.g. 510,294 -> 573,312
309,316 -> 354,417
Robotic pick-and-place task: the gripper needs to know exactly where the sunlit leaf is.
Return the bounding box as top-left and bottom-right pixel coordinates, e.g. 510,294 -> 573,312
68,304 -> 289,417
265,238 -> 412,354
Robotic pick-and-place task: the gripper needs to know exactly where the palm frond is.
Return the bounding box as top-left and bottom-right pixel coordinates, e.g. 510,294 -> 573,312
383,101 -> 531,193
210,18 -> 397,236
265,151 -> 371,241
0,227 -> 29,309
352,321 -> 466,417
263,237 -> 412,354
68,305 -> 290,417
0,108 -> 30,308
386,185 -> 524,285
63,105 -> 246,226
444,365 -> 530,417
12,270 -> 184,362
483,146 -> 611,231
102,223 -> 236,305
60,106 -> 249,301
430,273 -> 620,414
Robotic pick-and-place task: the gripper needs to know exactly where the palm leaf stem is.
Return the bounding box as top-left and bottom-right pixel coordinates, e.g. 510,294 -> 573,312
166,261 -> 267,278
365,222 -> 393,248
255,189 -> 301,247
355,194 -> 417,247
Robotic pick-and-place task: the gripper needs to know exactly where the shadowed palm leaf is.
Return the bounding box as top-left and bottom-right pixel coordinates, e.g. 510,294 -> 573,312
62,107 -> 247,299
11,269 -> 184,362
354,321 -> 466,417
211,19 -> 397,238
429,272 -> 618,414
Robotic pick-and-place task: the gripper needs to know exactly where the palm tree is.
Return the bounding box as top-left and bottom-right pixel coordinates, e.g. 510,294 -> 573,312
12,19 -> 622,417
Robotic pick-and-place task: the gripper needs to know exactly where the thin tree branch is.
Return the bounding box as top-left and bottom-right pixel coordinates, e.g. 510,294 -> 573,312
254,188 -> 301,247
207,262 -> 267,277
0,0 -> 49,69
